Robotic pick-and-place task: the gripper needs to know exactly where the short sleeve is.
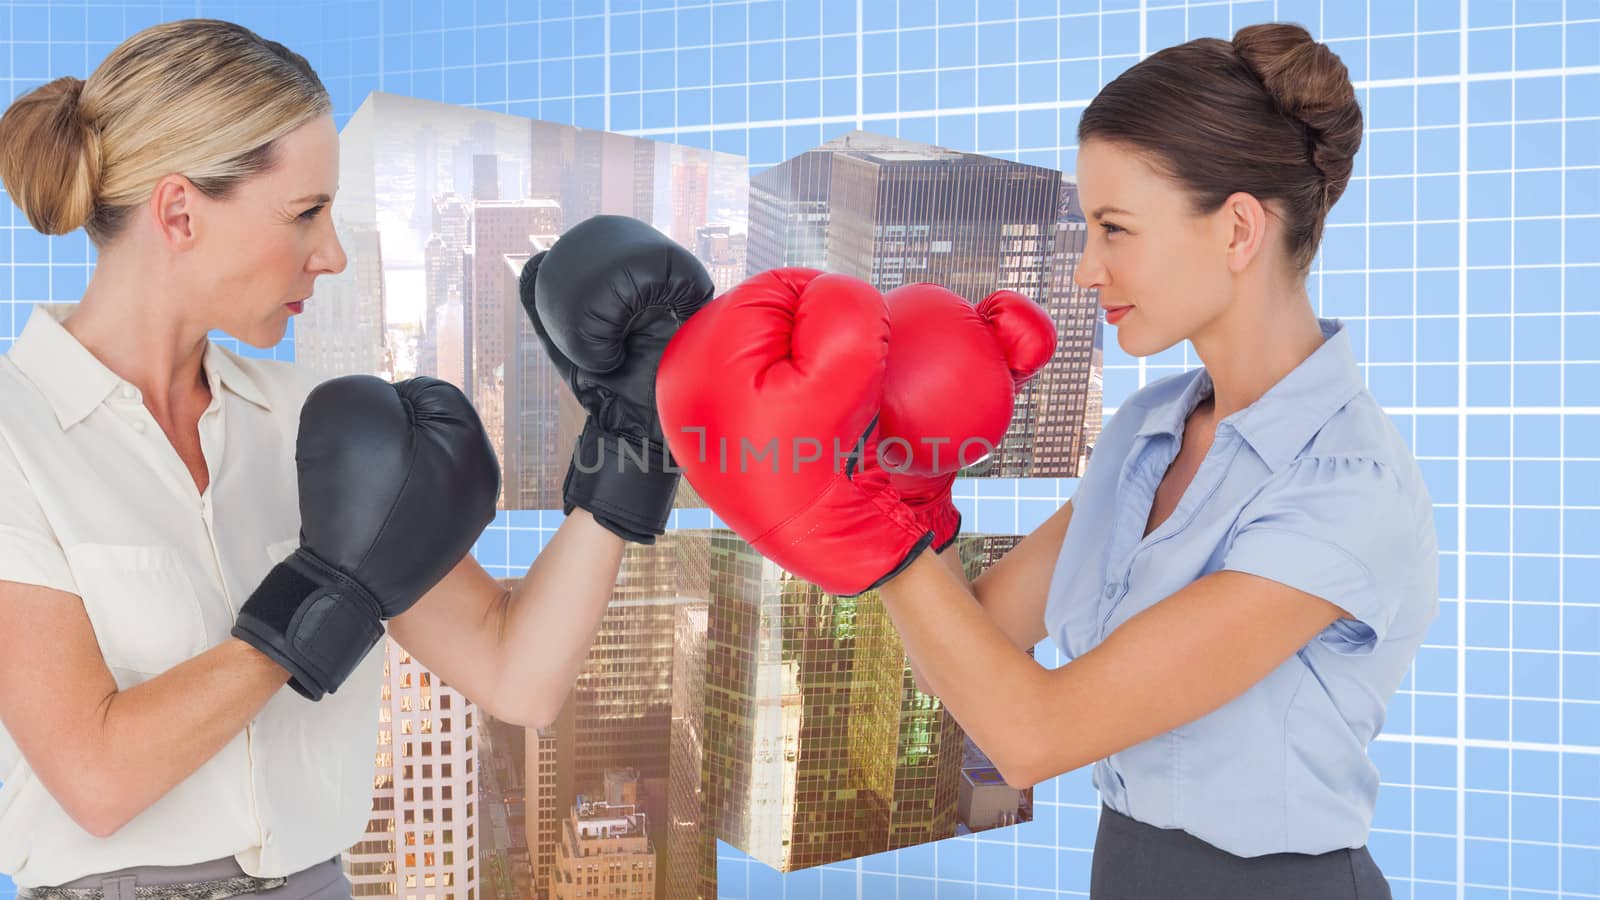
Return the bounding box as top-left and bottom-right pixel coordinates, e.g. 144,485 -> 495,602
0,436 -> 76,595
1221,455 -> 1422,654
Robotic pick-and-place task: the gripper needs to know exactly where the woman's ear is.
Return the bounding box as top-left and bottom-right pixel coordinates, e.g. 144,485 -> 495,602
1218,191 -> 1270,274
147,174 -> 200,249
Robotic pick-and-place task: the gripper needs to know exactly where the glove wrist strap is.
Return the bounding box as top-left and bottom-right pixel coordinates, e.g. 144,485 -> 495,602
232,549 -> 385,701
563,419 -> 681,544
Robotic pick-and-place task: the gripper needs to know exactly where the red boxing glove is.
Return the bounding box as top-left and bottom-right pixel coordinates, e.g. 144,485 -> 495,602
655,268 -> 933,596
877,285 -> 1056,551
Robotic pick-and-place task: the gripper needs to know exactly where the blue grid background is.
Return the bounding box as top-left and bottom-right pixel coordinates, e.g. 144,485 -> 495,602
0,0 -> 1597,897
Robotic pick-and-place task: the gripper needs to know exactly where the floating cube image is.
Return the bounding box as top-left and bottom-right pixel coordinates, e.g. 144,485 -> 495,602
675,531 -> 1034,882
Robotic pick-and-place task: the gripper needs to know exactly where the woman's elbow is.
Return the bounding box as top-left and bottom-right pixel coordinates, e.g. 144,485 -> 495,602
993,758 -> 1040,792
475,684 -> 561,730
990,740 -> 1054,791
57,771 -> 137,838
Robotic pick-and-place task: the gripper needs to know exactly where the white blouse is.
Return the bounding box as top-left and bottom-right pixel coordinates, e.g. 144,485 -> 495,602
0,303 -> 385,887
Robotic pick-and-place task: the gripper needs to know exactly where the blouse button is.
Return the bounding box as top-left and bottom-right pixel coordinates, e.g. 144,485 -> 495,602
1103,583 -> 1119,600
130,420 -> 147,433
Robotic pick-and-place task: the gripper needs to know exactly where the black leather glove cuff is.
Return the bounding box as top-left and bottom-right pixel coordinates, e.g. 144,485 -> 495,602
563,420 -> 680,545
846,529 -> 937,599
231,549 -> 386,701
932,510 -> 962,555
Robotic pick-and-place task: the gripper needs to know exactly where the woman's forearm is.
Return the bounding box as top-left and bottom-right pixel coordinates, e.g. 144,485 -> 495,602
84,639 -> 287,836
880,549 -> 1053,786
489,509 -> 625,727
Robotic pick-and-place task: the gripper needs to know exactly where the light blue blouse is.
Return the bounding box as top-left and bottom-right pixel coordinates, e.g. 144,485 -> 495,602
1043,317 -> 1439,857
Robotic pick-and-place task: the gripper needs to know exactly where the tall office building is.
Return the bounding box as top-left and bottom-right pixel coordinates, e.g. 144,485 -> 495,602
473,153 -> 501,201
663,538 -> 714,900
526,725 -> 560,900
419,194 -> 472,384
670,150 -> 710,249
500,243 -> 581,511
564,542 -> 679,800
745,144 -> 834,273
463,200 -> 560,489
344,641 -> 480,900
1030,180 -> 1105,474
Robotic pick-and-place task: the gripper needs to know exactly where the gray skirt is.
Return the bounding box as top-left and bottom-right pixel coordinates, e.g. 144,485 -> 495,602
1091,805 -> 1393,900
20,856 -> 349,900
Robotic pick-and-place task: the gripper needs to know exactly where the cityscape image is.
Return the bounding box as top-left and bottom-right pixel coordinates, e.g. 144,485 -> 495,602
294,92 -> 750,511
458,532 -> 1034,900
299,111 -> 1105,900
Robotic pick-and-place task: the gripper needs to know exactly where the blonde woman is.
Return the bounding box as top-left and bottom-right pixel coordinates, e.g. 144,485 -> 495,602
0,19 -> 709,900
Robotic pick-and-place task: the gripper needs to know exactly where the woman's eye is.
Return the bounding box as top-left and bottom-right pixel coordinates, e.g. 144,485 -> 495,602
1100,222 -> 1123,235
300,204 -> 326,221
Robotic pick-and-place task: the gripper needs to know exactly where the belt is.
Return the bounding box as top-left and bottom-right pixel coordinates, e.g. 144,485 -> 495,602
19,873 -> 287,900
17,856 -> 328,900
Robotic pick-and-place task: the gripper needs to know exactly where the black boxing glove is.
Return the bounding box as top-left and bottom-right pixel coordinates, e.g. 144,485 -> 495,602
232,375 -> 501,700
518,215 -> 714,543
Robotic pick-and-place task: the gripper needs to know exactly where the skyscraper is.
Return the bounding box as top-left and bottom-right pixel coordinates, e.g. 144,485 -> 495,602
1029,180 -> 1105,474
473,153 -> 501,202
669,150 -> 710,249
663,538 -> 714,900
745,148 -> 833,274
464,199 -> 560,490
345,642 -> 480,900
419,194 -> 471,384
501,244 -> 579,512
